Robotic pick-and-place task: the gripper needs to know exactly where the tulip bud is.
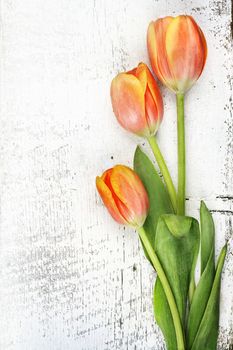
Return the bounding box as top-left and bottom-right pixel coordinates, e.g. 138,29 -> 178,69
96,165 -> 149,228
110,63 -> 163,138
147,15 -> 207,93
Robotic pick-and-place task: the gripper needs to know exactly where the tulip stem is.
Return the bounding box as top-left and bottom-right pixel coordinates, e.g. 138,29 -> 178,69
147,136 -> 177,212
138,226 -> 185,350
176,93 -> 185,215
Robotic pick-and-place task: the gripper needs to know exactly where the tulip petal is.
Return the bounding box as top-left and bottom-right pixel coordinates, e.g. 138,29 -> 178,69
96,175 -> 127,225
189,16 -> 208,79
136,63 -> 163,134
147,18 -> 175,90
101,168 -> 134,224
110,165 -> 149,227
135,63 -> 148,94
165,16 -> 206,92
145,87 -> 159,134
111,73 -> 148,136
136,63 -> 163,117
144,66 -> 164,120
197,25 -> 208,77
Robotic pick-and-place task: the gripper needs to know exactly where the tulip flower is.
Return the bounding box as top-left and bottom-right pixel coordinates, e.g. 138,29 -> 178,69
96,165 -> 149,228
147,15 -> 207,94
96,165 -> 185,350
148,15 -> 207,215
110,62 -> 163,138
111,63 -> 177,212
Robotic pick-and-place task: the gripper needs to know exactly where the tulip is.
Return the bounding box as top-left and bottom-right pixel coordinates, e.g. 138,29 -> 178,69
96,165 -> 149,228
148,15 -> 207,215
111,63 -> 177,212
96,164 -> 185,349
110,62 -> 163,138
147,15 -> 207,94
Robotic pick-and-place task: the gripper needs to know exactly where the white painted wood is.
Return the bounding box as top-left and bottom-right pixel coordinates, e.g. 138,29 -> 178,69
0,0 -> 232,349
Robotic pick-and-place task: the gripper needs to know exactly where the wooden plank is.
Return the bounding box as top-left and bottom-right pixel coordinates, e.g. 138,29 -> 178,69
0,0 -> 232,349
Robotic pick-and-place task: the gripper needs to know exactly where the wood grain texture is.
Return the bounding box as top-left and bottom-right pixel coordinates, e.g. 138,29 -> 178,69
0,0 -> 232,349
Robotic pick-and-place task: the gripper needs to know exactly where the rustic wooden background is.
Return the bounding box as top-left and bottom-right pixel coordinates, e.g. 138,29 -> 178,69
0,0 -> 232,349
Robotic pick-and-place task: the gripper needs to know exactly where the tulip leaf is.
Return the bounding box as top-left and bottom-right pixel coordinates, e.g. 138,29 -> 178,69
153,279 -> 177,350
187,202 -> 227,350
187,201 -> 215,348
190,244 -> 227,350
133,146 -> 173,256
200,201 -> 215,274
153,215 -> 200,350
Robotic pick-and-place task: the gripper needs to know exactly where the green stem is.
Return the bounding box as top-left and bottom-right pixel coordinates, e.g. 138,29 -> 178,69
147,136 -> 177,213
138,226 -> 185,350
176,93 -> 185,215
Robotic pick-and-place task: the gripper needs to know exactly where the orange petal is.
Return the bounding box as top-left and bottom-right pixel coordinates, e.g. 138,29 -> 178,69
147,17 -> 174,89
111,73 -> 148,136
101,168 -> 132,222
196,21 -> 208,78
96,176 -> 127,224
127,67 -> 138,77
145,87 -> 159,134
144,65 -> 164,120
135,62 -> 148,94
135,63 -> 163,134
101,168 -> 113,187
165,15 -> 207,92
110,165 -> 149,226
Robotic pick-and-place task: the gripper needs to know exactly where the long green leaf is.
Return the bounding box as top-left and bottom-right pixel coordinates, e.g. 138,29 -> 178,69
190,244 -> 227,350
133,146 -> 173,258
154,215 -> 200,350
187,201 -> 215,348
154,279 -> 177,350
133,147 -> 178,348
200,201 -> 215,274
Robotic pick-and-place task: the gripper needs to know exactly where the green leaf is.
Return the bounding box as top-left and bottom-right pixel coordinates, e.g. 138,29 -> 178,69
133,146 -> 173,255
190,244 -> 227,350
154,279 -> 177,350
153,215 -> 200,350
200,201 -> 215,274
187,201 -> 215,348
133,147 -> 178,348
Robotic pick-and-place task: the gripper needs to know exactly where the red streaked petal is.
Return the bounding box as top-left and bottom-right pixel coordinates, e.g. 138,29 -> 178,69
96,176 -> 127,224
101,168 -> 132,223
147,18 -> 174,88
145,87 -> 159,134
196,23 -> 208,78
135,63 -> 163,134
145,66 -> 164,120
101,168 -> 113,184
127,67 -> 137,77
110,165 -> 149,226
165,15 -> 207,92
135,62 -> 148,94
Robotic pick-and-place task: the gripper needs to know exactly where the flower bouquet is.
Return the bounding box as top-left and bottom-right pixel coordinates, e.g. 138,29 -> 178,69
96,15 -> 227,350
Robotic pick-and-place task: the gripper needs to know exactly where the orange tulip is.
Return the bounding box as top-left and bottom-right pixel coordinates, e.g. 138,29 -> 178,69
110,63 -> 163,137
96,165 -> 149,227
147,15 -> 207,93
